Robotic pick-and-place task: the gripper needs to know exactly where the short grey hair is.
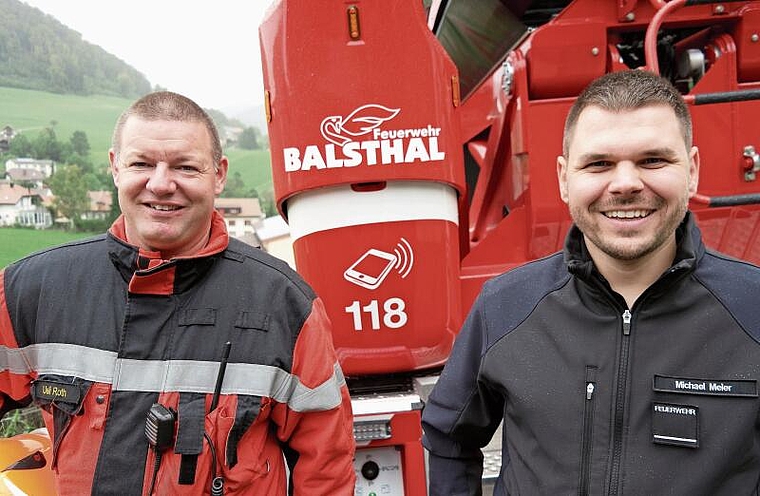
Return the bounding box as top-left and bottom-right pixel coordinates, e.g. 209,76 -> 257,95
111,91 -> 223,163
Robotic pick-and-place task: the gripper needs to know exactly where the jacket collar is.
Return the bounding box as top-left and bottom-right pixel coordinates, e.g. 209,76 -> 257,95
564,211 -> 704,284
107,210 -> 230,295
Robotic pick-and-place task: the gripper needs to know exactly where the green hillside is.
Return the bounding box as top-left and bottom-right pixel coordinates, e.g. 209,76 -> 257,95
0,86 -> 130,167
0,0 -> 151,98
0,86 -> 274,198
226,148 -> 273,193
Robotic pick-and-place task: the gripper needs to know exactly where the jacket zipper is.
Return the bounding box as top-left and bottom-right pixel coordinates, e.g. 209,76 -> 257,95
607,309 -> 632,496
579,366 -> 597,496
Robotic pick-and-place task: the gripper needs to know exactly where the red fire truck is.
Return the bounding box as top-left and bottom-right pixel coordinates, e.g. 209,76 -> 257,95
260,0 -> 760,493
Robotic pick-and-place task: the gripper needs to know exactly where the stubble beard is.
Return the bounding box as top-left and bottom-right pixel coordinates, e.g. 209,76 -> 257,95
570,195 -> 689,262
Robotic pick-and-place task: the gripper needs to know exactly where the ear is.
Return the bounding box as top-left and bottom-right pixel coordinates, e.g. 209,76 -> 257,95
214,156 -> 229,195
557,155 -> 569,204
687,146 -> 700,196
108,149 -> 120,187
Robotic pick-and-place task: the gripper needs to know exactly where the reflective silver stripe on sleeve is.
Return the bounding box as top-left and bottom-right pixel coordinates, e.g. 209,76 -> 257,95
10,343 -> 345,412
289,363 -> 346,413
0,345 -> 33,374
1,343 -> 117,382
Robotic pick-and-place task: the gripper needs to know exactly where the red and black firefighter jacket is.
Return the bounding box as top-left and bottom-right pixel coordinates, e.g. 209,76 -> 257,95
0,212 -> 356,495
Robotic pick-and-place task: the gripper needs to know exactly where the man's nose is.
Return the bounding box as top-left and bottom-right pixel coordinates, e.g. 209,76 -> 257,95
608,161 -> 644,194
146,163 -> 177,195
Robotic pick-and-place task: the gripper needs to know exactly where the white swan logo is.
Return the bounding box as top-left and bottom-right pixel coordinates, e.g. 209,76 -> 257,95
320,104 -> 400,146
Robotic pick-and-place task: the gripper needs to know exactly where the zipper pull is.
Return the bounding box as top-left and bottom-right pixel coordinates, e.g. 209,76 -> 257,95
622,309 -> 632,335
586,382 -> 595,400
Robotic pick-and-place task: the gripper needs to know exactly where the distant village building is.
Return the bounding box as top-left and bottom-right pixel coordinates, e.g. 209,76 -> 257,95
254,215 -> 295,267
214,197 -> 295,266
0,126 -> 15,153
0,183 -> 52,228
82,190 -> 113,220
5,168 -> 46,189
222,126 -> 244,147
5,158 -> 56,178
214,197 -> 265,240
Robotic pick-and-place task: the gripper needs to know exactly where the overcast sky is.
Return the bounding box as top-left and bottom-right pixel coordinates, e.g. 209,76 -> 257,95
21,0 -> 277,112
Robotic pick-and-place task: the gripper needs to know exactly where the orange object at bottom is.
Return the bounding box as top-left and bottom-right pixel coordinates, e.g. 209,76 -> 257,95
0,427 -> 56,496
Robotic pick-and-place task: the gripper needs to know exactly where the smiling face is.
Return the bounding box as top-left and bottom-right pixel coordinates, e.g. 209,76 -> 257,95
109,117 -> 228,258
557,104 -> 699,266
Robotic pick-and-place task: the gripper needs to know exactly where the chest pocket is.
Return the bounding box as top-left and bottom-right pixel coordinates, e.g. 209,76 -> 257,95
651,375 -> 759,449
174,393 -> 262,468
225,395 -> 262,466
178,308 -> 217,327
30,375 -> 92,467
179,306 -> 269,326
152,393 -> 268,495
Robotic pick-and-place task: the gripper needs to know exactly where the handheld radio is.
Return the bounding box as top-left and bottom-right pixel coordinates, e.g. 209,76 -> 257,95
145,403 -> 176,451
144,403 -> 176,495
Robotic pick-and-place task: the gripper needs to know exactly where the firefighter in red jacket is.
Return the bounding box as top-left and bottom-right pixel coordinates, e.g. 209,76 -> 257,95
0,91 -> 356,495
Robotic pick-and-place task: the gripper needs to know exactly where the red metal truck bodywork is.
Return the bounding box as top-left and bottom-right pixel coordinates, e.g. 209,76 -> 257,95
261,0 -> 760,375
260,1 -> 760,493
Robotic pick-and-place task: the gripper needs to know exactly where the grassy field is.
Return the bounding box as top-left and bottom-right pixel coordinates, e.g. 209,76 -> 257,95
0,87 -> 130,167
226,148 -> 273,193
0,227 -> 100,269
0,86 -> 274,198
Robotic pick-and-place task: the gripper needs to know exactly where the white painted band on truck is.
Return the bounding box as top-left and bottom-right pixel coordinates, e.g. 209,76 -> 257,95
286,181 -> 459,241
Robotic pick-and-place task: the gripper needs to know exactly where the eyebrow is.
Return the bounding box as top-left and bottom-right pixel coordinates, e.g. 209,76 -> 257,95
575,152 -> 612,164
122,152 -> 203,164
575,147 -> 680,164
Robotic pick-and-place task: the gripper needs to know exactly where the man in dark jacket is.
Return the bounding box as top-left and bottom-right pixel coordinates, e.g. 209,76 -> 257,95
0,91 -> 356,495
422,69 -> 760,495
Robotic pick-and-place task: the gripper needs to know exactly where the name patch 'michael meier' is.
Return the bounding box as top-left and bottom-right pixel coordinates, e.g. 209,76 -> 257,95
654,375 -> 757,397
34,380 -> 81,404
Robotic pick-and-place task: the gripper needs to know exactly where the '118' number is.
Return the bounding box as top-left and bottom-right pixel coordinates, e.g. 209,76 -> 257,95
345,298 -> 408,331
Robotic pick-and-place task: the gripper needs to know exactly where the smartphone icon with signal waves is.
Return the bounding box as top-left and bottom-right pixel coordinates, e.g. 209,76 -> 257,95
343,248 -> 397,290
